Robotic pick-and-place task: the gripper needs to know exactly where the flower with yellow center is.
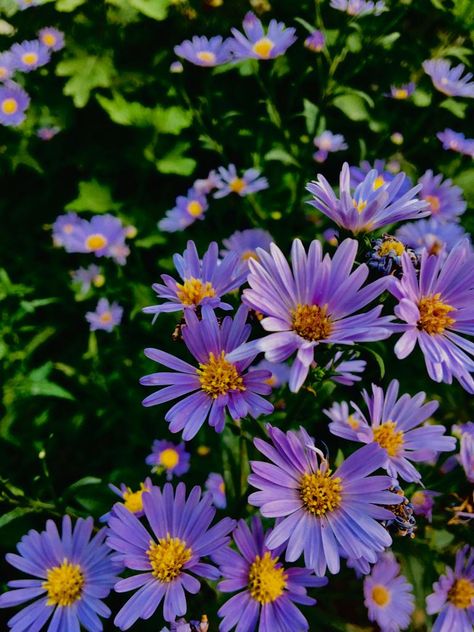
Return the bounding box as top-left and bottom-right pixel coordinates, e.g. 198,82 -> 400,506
353,198 -> 368,214
229,178 -> 247,194
147,535 -> 192,583
393,89 -> 408,99
160,447 -> 180,470
372,421 -> 405,457
241,249 -> 258,262
377,239 -> 405,257
448,577 -> 474,609
186,200 -> 204,217
42,33 -> 57,47
417,293 -> 455,335
122,483 -> 150,513
292,303 -> 332,342
0,67 -> 8,79
196,51 -> 216,64
371,584 -> 391,607
252,37 -> 275,59
248,552 -> 287,604
424,194 -> 441,214
347,414 -> 360,430
299,470 -> 343,517
42,560 -> 85,607
197,350 -> 245,399
176,277 -> 216,306
22,52 -> 39,66
1,98 -> 18,115
99,311 -> 113,324
85,233 -> 108,251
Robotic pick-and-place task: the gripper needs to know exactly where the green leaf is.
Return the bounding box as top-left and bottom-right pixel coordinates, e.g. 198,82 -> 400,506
55,0 -> 86,11
427,527 -> 455,551
155,143 -> 196,176
135,233 -> 166,248
294,17 -> 316,34
56,54 -> 115,108
27,381 -> 75,400
453,169 -> 474,206
151,106 -> 192,134
0,507 -> 35,529
302,99 -> 319,135
64,476 -> 102,496
440,98 -> 467,119
128,0 -> 171,20
412,88 -> 432,107
376,32 -> 400,49
332,94 -> 369,121
264,148 -> 300,167
66,179 -> 120,213
346,33 -> 362,53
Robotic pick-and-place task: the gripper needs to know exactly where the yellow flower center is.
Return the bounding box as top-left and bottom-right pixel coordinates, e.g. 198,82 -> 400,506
1,98 -> 18,115
353,198 -> 367,213
229,178 -> 247,194
241,249 -> 258,262
219,481 -> 225,493
159,448 -> 180,469
292,303 -> 332,342
394,88 -> 408,99
347,414 -> 360,430
186,200 -> 204,217
373,175 -> 385,190
93,273 -> 105,288
0,67 -> 8,79
197,350 -> 245,399
147,535 -> 192,582
85,234 -> 108,251
22,52 -> 39,66
42,560 -> 85,607
411,491 -> 426,507
175,277 -> 216,306
372,584 -> 391,607
372,421 -> 404,457
417,293 -> 455,335
265,374 -> 277,387
123,483 -> 149,513
252,37 -> 275,59
448,578 -> 474,609
424,194 -> 441,214
248,552 -> 287,604
299,470 -> 343,516
196,51 -> 217,64
42,33 -> 57,47
99,311 -> 113,324
377,239 -> 405,257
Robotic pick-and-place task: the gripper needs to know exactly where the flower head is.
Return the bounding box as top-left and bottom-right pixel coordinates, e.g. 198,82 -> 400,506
158,188 -> 208,233
248,426 -> 402,576
396,218 -> 469,257
0,52 -> 15,82
229,11 -> 296,60
387,82 -> 415,100
456,422 -> 474,483
249,359 -> 290,389
216,517 -> 327,631
86,298 -> 123,332
71,264 -> 105,293
304,30 -> 325,52
0,81 -> 29,127
103,477 -> 153,521
411,489 -> 440,522
52,212 -> 84,248
214,164 -> 268,198
426,546 -> 474,632
205,472 -> 227,509
37,125 -> 60,140
221,228 -> 273,274
418,169 -> 467,221
389,240 -> 474,393
324,400 -> 364,439
11,40 -> 50,72
107,482 -> 235,627
0,515 -> 120,631
38,27 -> 65,52
307,163 -> 429,234
174,36 -> 232,67
17,0 -> 40,8
423,59 -> 474,98
146,440 -> 191,480
330,0 -> 386,16
350,160 -> 409,191
241,238 -> 393,392
62,214 -> 130,264
437,129 -> 474,158
313,130 -> 348,163
363,553 -> 415,632
140,305 -> 273,440
366,234 -> 416,275
326,350 -> 366,385
193,170 -> 220,195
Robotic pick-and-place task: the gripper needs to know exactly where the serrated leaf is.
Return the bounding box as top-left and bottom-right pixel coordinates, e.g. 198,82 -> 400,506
440,98 -> 467,119
66,179 -> 120,213
56,55 -> 115,108
332,94 -> 369,121
156,143 -> 196,176
128,0 -> 171,20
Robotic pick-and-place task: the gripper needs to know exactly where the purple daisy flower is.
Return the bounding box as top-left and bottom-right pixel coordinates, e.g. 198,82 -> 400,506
102,477 -> 154,522
418,170 -> 467,221
387,82 -> 416,100
86,298 -> 123,332
140,306 -> 274,440
143,241 -> 245,319
205,472 -> 227,509
411,489 -> 440,522
350,159 -> 407,189
423,59 -> 474,98
396,218 -> 470,257
52,212 -> 84,248
0,81 -> 30,127
107,482 -> 235,628
229,11 -> 296,61
307,163 -> 429,234
329,379 -> 455,483
16,0 -> 40,8
426,545 -> 474,631
326,350 -> 366,386
214,164 -> 269,198
0,515 -> 120,631
174,36 -> 232,67
170,60 -> 184,73
304,30 -> 325,52
146,440 -> 191,480
37,125 -> 61,140
221,228 -> 273,274
193,170 -> 220,195
313,130 -> 348,163
363,553 -> 415,632
239,238 -> 393,392
0,52 -> 15,82
324,400 -> 364,437
38,27 -> 65,52
437,129 -> 474,158
248,426 -> 402,576
11,40 -> 50,72
71,264 -> 105,294
249,359 -> 290,389
64,214 -> 130,264
216,517 -> 328,632
388,240 -> 474,393
456,422 -> 474,483
330,0 -> 386,16
158,188 -> 208,233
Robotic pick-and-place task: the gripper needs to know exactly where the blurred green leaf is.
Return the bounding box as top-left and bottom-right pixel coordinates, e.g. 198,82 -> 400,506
303,99 -> 319,135
128,0 -> 171,20
412,88 -> 432,107
264,147 -> 300,167
56,54 -> 115,108
440,98 -> 467,119
66,179 -> 121,213
332,93 -> 370,121
0,507 -> 35,529
55,0 -> 86,11
155,143 -> 196,175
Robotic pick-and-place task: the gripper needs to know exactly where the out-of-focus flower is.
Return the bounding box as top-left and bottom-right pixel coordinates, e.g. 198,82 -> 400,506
216,517 -> 327,631
107,483 -> 235,627
426,545 -> 474,631
366,234 -> 417,275
330,0 -> 385,16
146,440 -> 190,480
38,27 -> 65,51
174,36 -> 232,67
437,129 -> 474,158
396,218 -> 470,257
71,264 -> 105,293
37,125 -> 60,140
249,425 -> 401,576
158,188 -> 208,233
387,82 -> 415,99
307,163 -> 429,234
312,130 -> 348,163
193,170 -> 220,195
418,169 -> 467,221
0,52 -> 15,81
249,359 -> 290,388
423,59 -> 474,98
411,490 -> 440,522
102,477 -> 153,521
86,298 -> 123,332
205,472 -> 226,508
143,240 -> 245,318
221,228 -> 273,273
391,132 -> 404,145
61,214 -> 130,264
140,306 -> 273,440
0,515 -> 119,631
229,11 -> 296,60
170,60 -> 184,73
304,30 -> 325,52
455,422 -> 474,483
214,164 -> 268,198
389,241 -> 474,393
16,0 -> 40,8
323,227 -> 339,246
364,553 -> 415,632
327,350 -> 366,385
350,159 -> 411,197
324,400 -> 364,438
11,40 -> 50,72
52,212 -> 83,247
0,81 -> 29,126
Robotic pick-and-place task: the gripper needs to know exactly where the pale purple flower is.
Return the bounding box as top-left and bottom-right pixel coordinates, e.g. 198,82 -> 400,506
350,159 -> 408,190
324,400 -> 364,437
437,129 -> 474,158
38,27 -> 65,52
411,490 -> 440,522
214,164 -> 268,198
146,440 -> 191,480
71,264 -> 105,293
86,298 -> 123,332
174,36 -> 232,67
418,170 -> 467,221
17,0 -> 40,8
304,30 -> 325,52
61,214 -> 130,264
313,130 -> 348,163
221,228 -> 273,273
205,473 -> 226,509
456,422 -> 474,483
330,0 -> 386,16
396,218 -> 470,258
170,60 -> 184,73
0,52 -> 15,82
387,82 -> 416,99
327,350 -> 366,385
0,81 -> 30,126
11,40 -> 50,72
37,125 -> 60,140
193,170 -> 220,195
229,11 -> 296,61
158,188 -> 208,233
52,212 -> 83,247
249,359 -> 290,388
423,59 -> 474,98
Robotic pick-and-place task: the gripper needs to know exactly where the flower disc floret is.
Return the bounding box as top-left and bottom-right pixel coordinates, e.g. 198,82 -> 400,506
197,351 -> 245,398
43,560 -> 85,607
147,535 -> 192,582
417,294 -> 455,335
248,552 -> 287,604
299,471 -> 342,516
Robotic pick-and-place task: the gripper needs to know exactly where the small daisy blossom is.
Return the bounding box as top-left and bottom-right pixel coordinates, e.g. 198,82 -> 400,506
11,40 -> 50,72
0,52 -> 15,82
249,359 -> 290,389
350,159 -> 409,191
307,162 -> 429,234
86,298 -> 123,332
304,30 -> 325,52
221,228 -> 273,273
324,400 -> 364,438
101,477 -> 153,522
143,240 -> 246,319
229,11 -> 296,61
0,81 -> 30,127
52,212 -> 83,248
174,36 -> 232,67
396,218 -> 470,257
37,125 -> 60,140
426,545 -> 474,632
158,188 -> 208,233
62,214 -> 130,264
71,264 -> 105,293
423,59 -> 474,98
248,425 -> 402,576
17,0 -> 40,8
215,517 -> 328,632
146,440 -> 191,480
411,490 -> 440,522
140,305 -> 274,440
437,129 -> 474,158
214,164 -> 268,198
364,553 -> 415,632
330,0 -> 385,16
205,472 -> 227,509
0,515 -> 120,632
107,482 -> 235,627
313,130 -> 347,163
238,238 -> 393,393
387,82 -> 415,100
329,379 -> 455,483
388,240 -> 474,393
418,169 -> 467,221
326,350 -> 366,385
193,170 -> 220,195
38,27 -> 65,51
